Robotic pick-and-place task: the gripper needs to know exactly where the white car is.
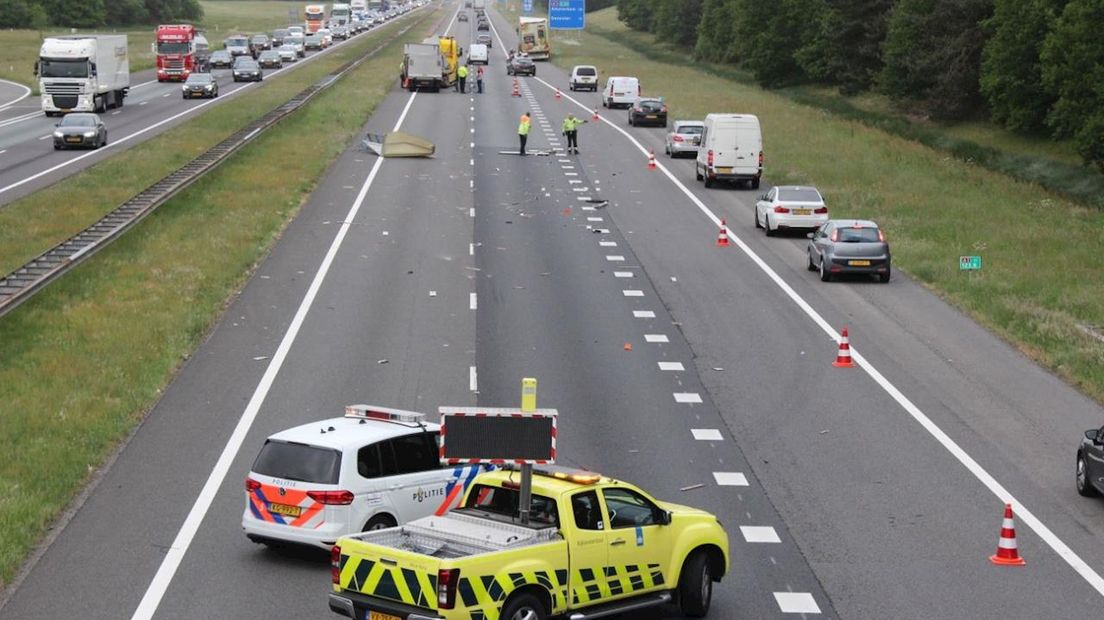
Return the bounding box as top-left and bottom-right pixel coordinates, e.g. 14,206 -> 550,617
755,185 -> 829,236
277,44 -> 298,62
318,28 -> 333,46
242,405 -> 490,549
665,120 -> 704,157
287,25 -> 304,37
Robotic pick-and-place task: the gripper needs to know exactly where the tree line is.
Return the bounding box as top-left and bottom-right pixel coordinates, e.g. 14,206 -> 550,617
616,0 -> 1104,172
0,0 -> 203,29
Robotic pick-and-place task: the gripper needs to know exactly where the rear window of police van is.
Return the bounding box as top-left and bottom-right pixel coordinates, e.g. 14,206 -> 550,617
252,440 -> 341,484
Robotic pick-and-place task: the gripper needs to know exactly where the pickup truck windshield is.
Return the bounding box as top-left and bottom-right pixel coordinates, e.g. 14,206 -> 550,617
460,483 -> 559,527
39,59 -> 88,78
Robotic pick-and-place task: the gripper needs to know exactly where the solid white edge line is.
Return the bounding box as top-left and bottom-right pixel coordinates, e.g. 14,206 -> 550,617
0,79 -> 32,111
530,66 -> 1104,598
129,90 -> 420,620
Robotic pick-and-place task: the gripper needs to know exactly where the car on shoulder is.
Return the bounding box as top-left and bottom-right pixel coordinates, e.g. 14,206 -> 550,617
507,54 -> 535,76
52,112 -> 106,150
304,33 -> 325,50
665,120 -> 704,157
629,97 -> 668,127
242,405 -> 492,549
232,57 -> 263,82
1078,426 -> 1104,498
277,44 -> 298,63
181,72 -> 218,99
257,49 -> 283,69
475,32 -> 492,48
806,219 -> 891,282
756,185 -> 828,236
569,64 -> 598,91
208,50 -> 233,69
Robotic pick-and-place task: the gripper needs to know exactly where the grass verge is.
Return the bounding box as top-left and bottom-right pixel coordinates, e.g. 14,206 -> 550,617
0,1 -> 305,89
571,9 -> 1104,210
0,6 -> 440,588
537,8 -> 1104,403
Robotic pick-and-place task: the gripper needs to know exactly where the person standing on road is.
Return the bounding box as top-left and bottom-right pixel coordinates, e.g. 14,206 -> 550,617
476,65 -> 484,94
562,112 -> 585,154
518,112 -> 531,155
457,64 -> 469,93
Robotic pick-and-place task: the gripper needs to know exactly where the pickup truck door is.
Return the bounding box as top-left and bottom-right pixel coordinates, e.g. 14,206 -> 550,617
566,490 -> 609,607
600,487 -> 674,600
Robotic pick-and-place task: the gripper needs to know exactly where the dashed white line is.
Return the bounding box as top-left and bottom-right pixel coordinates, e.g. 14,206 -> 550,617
691,429 -> 723,441
740,526 -> 782,543
469,243 -> 474,256
606,255 -> 625,262
469,293 -> 477,310
469,207 -> 475,217
614,271 -> 633,278
633,310 -> 655,318
713,472 -> 749,486
674,392 -> 702,403
623,290 -> 644,297
37,135 -> 50,140
586,217 -> 603,222
774,593 -> 821,614
658,361 -> 685,371
469,366 -> 478,392
645,334 -> 669,343
599,241 -> 617,247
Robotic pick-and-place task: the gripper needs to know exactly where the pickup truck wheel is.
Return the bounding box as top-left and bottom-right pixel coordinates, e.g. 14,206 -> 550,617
364,514 -> 397,531
500,593 -> 545,620
678,551 -> 712,617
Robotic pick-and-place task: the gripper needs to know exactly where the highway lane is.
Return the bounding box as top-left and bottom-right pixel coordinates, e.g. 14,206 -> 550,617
0,78 -> 32,110
480,4 -> 1104,617
0,19 -> 404,208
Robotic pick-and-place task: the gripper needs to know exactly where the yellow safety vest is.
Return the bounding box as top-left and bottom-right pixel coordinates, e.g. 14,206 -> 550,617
562,117 -> 581,132
458,65 -> 468,78
518,118 -> 530,135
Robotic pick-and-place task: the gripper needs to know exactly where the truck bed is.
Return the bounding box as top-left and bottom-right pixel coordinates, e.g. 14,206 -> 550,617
348,512 -> 560,559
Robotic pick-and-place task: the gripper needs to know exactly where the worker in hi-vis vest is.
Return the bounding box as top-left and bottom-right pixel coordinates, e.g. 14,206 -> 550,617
518,112 -> 531,155
562,112 -> 586,154
457,64 -> 469,93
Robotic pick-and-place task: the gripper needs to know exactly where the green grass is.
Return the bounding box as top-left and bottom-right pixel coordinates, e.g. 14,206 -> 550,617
0,6 -> 442,588
0,1 -> 304,90
545,8 -> 1104,403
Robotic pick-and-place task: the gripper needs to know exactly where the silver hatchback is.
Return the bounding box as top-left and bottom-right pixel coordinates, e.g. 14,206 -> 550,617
807,219 -> 891,283
665,120 -> 704,157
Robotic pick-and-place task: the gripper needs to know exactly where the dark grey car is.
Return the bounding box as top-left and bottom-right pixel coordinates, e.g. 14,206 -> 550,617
806,219 -> 891,282
209,50 -> 233,69
1078,426 -> 1104,497
232,58 -> 263,82
53,113 -> 106,150
182,72 -> 218,99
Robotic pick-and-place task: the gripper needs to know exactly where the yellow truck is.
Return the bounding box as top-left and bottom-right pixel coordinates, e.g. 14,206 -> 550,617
328,467 -> 729,620
438,35 -> 461,88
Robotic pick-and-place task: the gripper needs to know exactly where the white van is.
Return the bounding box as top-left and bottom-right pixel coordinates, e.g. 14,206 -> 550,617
602,76 -> 640,108
468,43 -> 488,65
570,65 -> 598,91
695,113 -> 763,189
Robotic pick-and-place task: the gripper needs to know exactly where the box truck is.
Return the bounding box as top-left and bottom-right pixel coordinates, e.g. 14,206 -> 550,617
36,35 -> 129,115
518,16 -> 550,60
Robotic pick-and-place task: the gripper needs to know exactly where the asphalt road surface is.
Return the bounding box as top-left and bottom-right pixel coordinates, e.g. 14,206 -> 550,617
0,15 -> 406,208
3,1 -> 1104,619
0,79 -> 31,109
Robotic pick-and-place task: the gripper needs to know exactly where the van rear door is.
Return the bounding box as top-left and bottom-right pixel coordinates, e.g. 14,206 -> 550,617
710,117 -> 761,174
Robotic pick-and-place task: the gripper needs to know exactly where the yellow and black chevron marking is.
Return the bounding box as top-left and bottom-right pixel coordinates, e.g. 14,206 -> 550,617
339,555 -> 438,609
571,563 -> 665,606
456,569 -> 569,620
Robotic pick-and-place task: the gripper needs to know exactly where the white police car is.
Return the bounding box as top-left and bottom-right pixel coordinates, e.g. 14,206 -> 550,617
242,405 -> 489,549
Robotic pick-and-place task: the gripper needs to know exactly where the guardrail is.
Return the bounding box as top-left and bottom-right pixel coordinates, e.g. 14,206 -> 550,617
0,13 -> 425,319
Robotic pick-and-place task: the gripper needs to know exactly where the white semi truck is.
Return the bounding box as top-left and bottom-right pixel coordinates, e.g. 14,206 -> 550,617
36,35 -> 130,116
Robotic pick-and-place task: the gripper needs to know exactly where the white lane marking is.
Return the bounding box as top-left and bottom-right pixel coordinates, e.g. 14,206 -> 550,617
599,241 -> 617,247
586,216 -> 602,222
470,293 -> 477,310
469,366 -> 478,392
0,109 -> 42,129
674,392 -> 702,403
469,207 -> 475,217
139,101 -> 148,106
622,290 -> 644,297
614,271 -> 633,278
645,334 -> 669,343
575,197 -> 591,201
0,79 -> 32,110
633,310 -> 655,318
568,180 -> 582,184
573,188 -> 588,192
560,165 -> 574,169
112,110 -> 122,115
161,92 -> 171,98
534,70 -> 1104,599
692,429 -> 723,441
0,149 -> 6,155
564,172 -> 578,176
581,205 -> 596,210
741,526 -> 782,544
713,472 -> 749,486
37,135 -> 50,140
774,592 -> 822,615
469,243 -> 474,256
129,90 -> 421,620
658,361 -> 684,371
605,255 -> 624,262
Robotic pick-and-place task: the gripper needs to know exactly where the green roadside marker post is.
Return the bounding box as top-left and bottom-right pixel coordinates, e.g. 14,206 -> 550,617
960,256 -> 982,271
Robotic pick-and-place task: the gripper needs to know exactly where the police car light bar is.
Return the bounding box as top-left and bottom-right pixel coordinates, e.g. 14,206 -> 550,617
344,404 -> 425,425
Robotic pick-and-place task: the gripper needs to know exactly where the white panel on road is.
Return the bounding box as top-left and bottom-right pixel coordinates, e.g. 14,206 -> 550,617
600,241 -> 617,247
614,272 -> 634,278
587,217 -> 603,222
674,392 -> 702,403
713,472 -> 748,486
691,429 -> 723,441
633,310 -> 655,318
658,361 -> 684,371
774,593 -> 821,614
606,255 -> 625,262
740,526 -> 781,543
645,334 -> 668,343
622,290 -> 644,297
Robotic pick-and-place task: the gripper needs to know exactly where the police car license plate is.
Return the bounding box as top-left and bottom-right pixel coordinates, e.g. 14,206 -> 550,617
849,260 -> 871,266
794,208 -> 812,215
269,502 -> 302,517
368,612 -> 399,620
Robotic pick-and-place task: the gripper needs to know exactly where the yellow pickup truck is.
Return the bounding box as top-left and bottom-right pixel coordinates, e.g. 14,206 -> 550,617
328,466 -> 729,620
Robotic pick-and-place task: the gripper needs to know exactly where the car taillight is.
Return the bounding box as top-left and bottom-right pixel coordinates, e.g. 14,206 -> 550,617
773,205 -> 790,213
830,229 -> 839,242
814,207 -> 828,214
758,151 -> 764,168
878,229 -> 886,242
245,477 -> 261,492
673,135 -> 684,142
707,150 -> 714,166
331,545 -> 342,584
438,568 -> 460,609
308,490 -> 355,505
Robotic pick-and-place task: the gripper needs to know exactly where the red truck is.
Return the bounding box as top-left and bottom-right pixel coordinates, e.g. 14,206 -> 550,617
155,25 -> 207,82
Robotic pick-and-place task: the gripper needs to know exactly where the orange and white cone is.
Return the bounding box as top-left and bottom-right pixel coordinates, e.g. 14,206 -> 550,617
832,327 -> 854,368
592,108 -> 599,121
555,88 -> 561,100
716,219 -> 730,247
990,503 -> 1026,566
511,79 -> 520,97
647,149 -> 656,170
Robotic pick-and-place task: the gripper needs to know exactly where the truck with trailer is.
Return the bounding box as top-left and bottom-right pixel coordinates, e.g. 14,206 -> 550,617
331,3 -> 352,25
305,4 -> 327,33
155,24 -> 202,82
518,16 -> 550,60
402,43 -> 445,91
36,35 -> 129,115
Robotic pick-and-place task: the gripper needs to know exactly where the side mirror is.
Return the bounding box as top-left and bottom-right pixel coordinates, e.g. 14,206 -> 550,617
1087,429 -> 1102,444
657,510 -> 672,525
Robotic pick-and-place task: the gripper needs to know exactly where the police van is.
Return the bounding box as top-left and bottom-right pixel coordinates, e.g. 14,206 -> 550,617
242,405 -> 490,549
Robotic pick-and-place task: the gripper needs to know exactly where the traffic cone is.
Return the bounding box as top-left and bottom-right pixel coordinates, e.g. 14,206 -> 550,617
511,79 -> 520,97
716,219 -> 730,247
832,328 -> 854,368
990,504 -> 1026,566
555,88 -> 561,100
592,108 -> 599,121
647,149 -> 656,170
